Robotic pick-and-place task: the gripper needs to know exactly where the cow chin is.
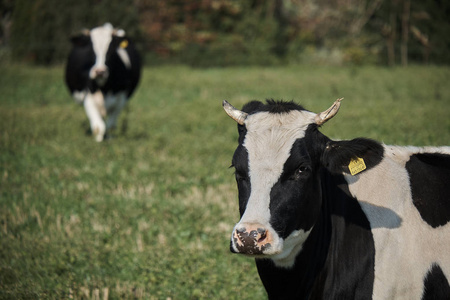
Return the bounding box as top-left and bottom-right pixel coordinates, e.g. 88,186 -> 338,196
270,228 -> 313,268
96,77 -> 108,86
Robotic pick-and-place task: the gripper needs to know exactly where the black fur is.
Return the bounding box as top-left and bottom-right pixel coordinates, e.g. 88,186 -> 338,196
406,153 -> 450,228
422,264 -> 450,300
322,138 -> 385,175
242,99 -> 306,115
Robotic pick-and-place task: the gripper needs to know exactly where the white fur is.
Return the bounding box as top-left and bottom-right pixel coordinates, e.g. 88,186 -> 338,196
271,228 -> 313,268
89,23 -> 113,82
84,91 -> 106,142
72,90 -> 87,104
345,145 -> 450,299
82,91 -> 127,142
117,48 -> 131,69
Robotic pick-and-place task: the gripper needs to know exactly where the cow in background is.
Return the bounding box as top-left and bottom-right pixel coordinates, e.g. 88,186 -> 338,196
65,23 -> 141,142
223,99 -> 450,299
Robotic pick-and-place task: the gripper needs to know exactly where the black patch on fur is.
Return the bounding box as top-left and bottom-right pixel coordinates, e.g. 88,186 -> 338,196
241,100 -> 266,114
269,138 -> 322,238
232,144 -> 251,217
241,99 -> 306,115
422,264 -> 450,300
406,153 -> 450,228
322,138 -> 384,174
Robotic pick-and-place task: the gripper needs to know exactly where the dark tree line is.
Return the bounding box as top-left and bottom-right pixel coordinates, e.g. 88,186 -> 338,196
2,0 -> 449,66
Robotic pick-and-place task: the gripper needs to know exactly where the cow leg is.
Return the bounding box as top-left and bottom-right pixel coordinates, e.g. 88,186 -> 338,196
104,92 -> 127,136
84,91 -> 106,142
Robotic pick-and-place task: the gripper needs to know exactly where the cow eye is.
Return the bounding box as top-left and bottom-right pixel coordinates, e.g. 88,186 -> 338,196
298,166 -> 309,173
235,172 -> 248,182
289,165 -> 310,180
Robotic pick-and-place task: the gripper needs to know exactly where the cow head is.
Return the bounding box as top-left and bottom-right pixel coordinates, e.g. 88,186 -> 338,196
70,23 -> 130,86
223,99 -> 341,266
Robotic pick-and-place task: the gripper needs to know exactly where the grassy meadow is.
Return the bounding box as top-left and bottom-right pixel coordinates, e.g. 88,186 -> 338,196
1,64 -> 449,299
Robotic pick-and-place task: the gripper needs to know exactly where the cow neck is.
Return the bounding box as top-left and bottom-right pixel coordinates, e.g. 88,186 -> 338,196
309,127 -> 375,298
313,170 -> 375,299
254,168 -> 332,299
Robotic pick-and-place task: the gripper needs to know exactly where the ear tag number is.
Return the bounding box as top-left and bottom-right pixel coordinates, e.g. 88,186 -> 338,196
120,40 -> 129,49
348,157 -> 366,175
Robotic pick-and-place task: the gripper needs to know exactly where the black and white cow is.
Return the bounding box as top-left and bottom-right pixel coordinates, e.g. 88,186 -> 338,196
65,23 -> 141,141
223,99 -> 450,299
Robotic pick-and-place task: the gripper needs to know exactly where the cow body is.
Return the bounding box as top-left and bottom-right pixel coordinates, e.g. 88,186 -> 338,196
65,23 -> 141,141
223,99 -> 450,299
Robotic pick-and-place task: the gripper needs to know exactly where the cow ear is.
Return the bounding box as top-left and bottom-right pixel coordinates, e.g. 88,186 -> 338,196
322,138 -> 384,175
113,28 -> 126,37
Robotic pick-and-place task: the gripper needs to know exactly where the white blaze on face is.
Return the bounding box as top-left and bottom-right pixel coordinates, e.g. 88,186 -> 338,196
236,109 -> 316,261
89,23 -> 114,82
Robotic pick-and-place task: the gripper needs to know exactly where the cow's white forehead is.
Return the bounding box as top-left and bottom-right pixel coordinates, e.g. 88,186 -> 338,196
90,24 -> 114,66
239,110 -> 316,225
244,110 -> 316,162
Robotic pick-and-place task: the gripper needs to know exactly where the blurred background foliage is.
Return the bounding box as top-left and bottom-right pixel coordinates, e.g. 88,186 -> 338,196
1,0 -> 449,67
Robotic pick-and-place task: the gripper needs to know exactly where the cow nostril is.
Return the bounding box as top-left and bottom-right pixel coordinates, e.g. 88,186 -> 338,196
236,227 -> 246,233
257,229 -> 267,243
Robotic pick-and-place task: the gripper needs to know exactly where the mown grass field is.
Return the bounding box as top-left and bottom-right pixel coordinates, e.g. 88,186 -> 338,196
1,64 -> 449,299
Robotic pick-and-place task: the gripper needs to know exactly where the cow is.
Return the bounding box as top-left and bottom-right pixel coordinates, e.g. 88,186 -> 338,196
65,23 -> 141,142
223,99 -> 450,299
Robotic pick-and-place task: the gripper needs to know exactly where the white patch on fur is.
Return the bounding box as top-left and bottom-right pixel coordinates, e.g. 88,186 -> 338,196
271,228 -> 313,268
345,145 -> 450,299
117,48 -> 131,69
84,91 -> 106,142
234,110 -> 316,257
115,29 -> 126,37
89,23 -> 113,82
72,90 -> 87,104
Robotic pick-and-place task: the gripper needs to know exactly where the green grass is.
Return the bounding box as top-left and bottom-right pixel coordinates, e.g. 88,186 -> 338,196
0,64 -> 449,299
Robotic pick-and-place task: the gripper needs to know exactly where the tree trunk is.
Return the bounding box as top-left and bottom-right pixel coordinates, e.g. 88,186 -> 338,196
401,0 -> 410,66
386,3 -> 396,66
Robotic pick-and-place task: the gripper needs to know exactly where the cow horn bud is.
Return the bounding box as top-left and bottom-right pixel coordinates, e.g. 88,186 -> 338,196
223,100 -> 248,125
315,98 -> 343,126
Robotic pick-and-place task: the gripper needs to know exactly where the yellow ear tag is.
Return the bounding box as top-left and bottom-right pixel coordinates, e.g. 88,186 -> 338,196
120,40 -> 128,49
348,157 -> 366,175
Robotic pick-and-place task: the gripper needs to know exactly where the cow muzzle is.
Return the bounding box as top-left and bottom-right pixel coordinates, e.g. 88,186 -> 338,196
90,66 -> 109,85
231,222 -> 274,255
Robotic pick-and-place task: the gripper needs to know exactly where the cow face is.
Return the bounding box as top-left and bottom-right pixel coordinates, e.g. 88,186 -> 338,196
70,23 -> 130,87
224,99 -> 341,266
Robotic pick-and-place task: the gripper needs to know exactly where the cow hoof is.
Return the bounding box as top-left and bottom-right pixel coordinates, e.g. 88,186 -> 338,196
93,127 -> 105,142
